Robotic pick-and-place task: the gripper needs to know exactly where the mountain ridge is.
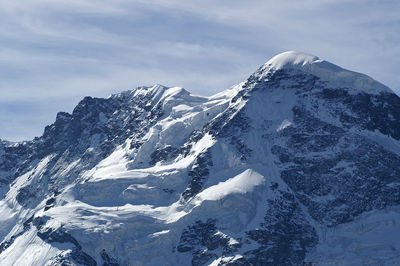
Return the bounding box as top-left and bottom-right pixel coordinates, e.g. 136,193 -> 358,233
0,51 -> 394,145
1,51 -> 400,265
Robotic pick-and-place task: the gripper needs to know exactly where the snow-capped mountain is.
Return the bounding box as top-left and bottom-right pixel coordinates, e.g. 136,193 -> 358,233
1,51 -> 400,265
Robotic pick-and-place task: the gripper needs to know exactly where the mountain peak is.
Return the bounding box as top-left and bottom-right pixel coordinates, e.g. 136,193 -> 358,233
2,51 -> 400,265
258,51 -> 392,95
109,84 -> 192,102
265,51 -> 321,70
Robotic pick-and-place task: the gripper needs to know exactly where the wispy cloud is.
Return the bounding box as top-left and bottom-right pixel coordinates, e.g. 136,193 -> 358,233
0,0 -> 399,140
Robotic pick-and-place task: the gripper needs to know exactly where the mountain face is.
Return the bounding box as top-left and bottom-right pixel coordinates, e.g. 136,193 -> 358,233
1,51 -> 400,265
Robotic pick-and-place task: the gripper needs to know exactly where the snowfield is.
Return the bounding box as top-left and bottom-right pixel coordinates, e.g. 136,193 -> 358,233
1,51 -> 400,265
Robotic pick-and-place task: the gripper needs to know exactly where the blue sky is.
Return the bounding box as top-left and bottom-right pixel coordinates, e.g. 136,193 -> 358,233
1,0 -> 399,141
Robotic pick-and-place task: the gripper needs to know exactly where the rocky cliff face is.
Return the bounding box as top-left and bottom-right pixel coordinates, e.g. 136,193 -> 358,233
1,51 -> 400,265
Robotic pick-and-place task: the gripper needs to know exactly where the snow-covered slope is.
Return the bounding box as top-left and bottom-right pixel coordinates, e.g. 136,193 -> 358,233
1,51 -> 400,265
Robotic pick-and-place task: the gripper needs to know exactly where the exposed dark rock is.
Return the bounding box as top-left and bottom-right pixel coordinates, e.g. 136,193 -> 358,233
100,249 -> 119,266
244,191 -> 318,266
181,151 -> 213,199
36,222 -> 97,266
177,219 -> 241,266
150,145 -> 178,166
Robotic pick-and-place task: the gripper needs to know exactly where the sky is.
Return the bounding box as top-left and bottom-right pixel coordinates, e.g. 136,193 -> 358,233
0,0 -> 399,141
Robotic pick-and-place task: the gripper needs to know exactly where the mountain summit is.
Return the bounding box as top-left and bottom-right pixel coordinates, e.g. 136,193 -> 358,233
259,51 -> 392,94
1,51 -> 400,265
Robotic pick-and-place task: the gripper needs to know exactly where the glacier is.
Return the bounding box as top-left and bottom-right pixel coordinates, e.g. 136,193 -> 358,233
1,51 -> 400,265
